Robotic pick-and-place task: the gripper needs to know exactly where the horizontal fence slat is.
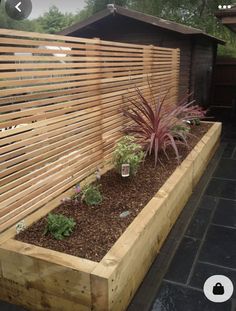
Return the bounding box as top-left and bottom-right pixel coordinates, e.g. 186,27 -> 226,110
0,67 -> 174,89
0,27 -> 180,233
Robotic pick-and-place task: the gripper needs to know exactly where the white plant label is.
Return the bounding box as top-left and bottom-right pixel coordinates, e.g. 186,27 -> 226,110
16,220 -> 26,234
121,164 -> 130,177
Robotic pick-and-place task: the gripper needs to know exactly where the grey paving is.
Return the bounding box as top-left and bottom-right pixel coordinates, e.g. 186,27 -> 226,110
199,224 -> 236,269
206,178 -> 236,200
151,281 -> 232,311
222,143 -> 236,158
213,159 -> 236,180
197,195 -> 218,211
164,237 -> 201,283
212,199 -> 236,228
186,208 -> 212,239
190,262 -> 236,298
0,301 -> 26,311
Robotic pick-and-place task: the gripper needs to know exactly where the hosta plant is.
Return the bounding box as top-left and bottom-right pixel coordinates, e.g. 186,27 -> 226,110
44,213 -> 76,240
113,135 -> 145,176
123,88 -> 206,166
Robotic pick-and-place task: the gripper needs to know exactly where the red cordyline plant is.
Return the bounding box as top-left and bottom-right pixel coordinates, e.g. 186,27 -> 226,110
164,92 -> 207,123
123,88 -> 207,166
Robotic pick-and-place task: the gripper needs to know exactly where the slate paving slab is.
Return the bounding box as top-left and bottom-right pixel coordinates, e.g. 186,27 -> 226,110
206,178 -> 236,200
197,195 -> 218,211
151,281 -> 232,311
190,262 -> 236,298
186,208 -> 212,239
0,301 -> 26,311
164,237 -> 200,284
222,143 -> 236,158
212,199 -> 236,229
213,159 -> 236,180
199,225 -> 236,270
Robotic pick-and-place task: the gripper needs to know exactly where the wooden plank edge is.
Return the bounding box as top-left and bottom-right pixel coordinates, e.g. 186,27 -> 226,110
90,121 -> 221,311
0,122 -> 221,311
0,239 -> 97,273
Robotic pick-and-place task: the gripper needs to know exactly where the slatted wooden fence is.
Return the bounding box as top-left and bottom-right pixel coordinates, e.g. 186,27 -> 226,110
0,29 -> 180,233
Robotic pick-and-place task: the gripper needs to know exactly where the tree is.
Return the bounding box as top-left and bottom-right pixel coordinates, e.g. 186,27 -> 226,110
37,6 -> 75,34
0,6 -> 39,31
0,0 -> 235,56
129,0 -> 236,52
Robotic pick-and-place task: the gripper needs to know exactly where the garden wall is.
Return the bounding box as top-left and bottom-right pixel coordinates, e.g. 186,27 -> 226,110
0,28 -> 180,233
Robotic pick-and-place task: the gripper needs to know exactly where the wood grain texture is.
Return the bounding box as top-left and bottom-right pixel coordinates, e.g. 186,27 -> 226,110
0,28 -> 180,233
91,122 -> 221,311
0,122 -> 221,311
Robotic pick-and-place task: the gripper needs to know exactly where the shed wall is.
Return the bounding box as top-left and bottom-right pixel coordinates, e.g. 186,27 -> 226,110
211,56 -> 236,119
106,34 -> 191,101
68,14 -> 216,107
71,15 -> 192,100
191,39 -> 217,107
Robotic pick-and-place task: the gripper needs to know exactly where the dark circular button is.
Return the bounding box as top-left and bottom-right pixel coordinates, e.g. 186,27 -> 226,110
5,0 -> 32,20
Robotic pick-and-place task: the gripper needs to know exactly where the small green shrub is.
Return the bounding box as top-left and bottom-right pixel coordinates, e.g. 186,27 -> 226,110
191,118 -> 201,126
113,136 -> 144,176
44,213 -> 76,240
171,123 -> 190,140
81,184 -> 103,206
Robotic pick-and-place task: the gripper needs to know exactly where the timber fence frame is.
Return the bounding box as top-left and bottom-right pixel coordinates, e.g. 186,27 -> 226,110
0,28 -> 180,233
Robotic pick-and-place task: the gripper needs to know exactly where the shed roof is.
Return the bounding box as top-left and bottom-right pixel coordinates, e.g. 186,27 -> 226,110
215,4 -> 236,33
59,5 -> 224,44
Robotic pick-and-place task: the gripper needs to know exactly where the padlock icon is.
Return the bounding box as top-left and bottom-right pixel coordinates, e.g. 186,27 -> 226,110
213,282 -> 224,295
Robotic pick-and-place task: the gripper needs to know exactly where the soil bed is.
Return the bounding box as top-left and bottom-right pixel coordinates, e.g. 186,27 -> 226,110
16,123 -> 212,262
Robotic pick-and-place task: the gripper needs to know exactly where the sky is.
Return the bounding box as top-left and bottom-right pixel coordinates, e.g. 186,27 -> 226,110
30,0 -> 87,19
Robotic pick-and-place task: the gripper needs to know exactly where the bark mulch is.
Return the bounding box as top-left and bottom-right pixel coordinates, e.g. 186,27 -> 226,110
16,123 -> 212,262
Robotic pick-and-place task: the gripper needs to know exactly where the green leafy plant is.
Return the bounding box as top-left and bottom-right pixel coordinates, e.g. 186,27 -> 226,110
191,118 -> 201,126
81,184 -> 103,206
113,135 -> 145,176
44,213 -> 76,240
171,123 -> 190,140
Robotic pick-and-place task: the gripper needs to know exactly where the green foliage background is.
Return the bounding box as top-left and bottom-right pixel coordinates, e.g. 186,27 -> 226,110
0,0 -> 235,56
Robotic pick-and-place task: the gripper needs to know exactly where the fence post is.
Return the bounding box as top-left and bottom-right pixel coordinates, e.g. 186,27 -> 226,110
142,44 -> 154,102
172,48 -> 180,105
91,38 -> 105,168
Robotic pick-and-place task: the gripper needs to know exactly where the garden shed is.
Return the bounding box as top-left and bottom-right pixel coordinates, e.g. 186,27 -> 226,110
59,5 -> 224,108
215,4 -> 236,33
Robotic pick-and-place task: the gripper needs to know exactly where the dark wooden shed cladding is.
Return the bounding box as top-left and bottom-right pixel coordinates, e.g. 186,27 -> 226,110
214,5 -> 236,119
59,5 -> 224,107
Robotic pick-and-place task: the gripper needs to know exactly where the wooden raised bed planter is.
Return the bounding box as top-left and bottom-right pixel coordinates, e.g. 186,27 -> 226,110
0,122 -> 221,311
